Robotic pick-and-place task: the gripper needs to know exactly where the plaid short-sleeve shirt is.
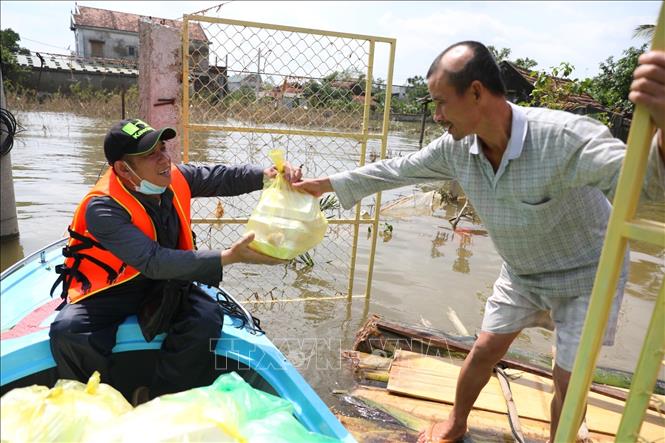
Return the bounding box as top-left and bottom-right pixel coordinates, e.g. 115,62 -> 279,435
331,103 -> 665,298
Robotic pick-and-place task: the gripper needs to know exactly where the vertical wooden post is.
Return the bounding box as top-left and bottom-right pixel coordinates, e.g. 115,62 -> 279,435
121,88 -> 126,119
418,100 -> 427,149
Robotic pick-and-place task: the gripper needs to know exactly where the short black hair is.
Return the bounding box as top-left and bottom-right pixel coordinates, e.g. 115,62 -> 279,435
427,41 -> 506,97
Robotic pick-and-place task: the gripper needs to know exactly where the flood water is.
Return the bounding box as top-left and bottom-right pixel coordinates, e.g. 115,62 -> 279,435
2,111 -> 663,410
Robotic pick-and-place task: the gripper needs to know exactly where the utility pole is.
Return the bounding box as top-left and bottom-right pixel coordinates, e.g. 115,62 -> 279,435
0,69 -> 19,240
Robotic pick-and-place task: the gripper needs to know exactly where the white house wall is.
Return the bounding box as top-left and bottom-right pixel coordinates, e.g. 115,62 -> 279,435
76,27 -> 139,60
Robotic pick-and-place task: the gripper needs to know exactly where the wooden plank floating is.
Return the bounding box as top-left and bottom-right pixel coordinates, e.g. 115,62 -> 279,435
386,350 -> 665,440
349,385 -> 593,442
354,314 -> 663,411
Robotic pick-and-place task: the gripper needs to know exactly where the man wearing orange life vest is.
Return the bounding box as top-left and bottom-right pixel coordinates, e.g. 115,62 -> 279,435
49,118 -> 297,400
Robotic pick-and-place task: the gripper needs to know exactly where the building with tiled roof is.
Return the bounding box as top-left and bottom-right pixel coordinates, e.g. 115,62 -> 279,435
499,60 -> 607,114
13,51 -> 138,93
16,52 -> 137,76
70,4 -> 208,70
499,61 -> 630,141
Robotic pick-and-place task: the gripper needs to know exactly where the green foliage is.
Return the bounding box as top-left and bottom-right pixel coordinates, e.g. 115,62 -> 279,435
372,78 -> 386,111
68,82 -> 114,101
383,75 -> 430,114
488,45 -> 511,62
1,28 -> 30,82
224,85 -> 256,105
514,57 -> 538,70
588,45 -> 646,115
489,45 -> 538,71
1,29 -> 30,55
521,62 -> 611,126
302,73 -> 363,111
633,24 -> 655,41
389,97 -> 421,114
521,62 -> 576,111
404,76 -> 429,101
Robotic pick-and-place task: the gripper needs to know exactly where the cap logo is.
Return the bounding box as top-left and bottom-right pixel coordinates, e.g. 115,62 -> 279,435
121,119 -> 154,139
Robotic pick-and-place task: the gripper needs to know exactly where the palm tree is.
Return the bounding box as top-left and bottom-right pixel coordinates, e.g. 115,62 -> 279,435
633,24 -> 655,40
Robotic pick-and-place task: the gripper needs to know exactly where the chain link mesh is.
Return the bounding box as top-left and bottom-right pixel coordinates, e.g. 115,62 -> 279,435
184,16 -> 394,299
187,21 -> 372,131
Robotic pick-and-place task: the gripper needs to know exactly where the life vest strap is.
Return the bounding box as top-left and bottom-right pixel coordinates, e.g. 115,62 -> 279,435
50,260 -> 91,299
67,227 -> 107,250
52,227 -> 126,300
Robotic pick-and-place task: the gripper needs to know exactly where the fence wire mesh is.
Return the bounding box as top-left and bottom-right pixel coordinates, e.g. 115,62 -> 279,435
183,15 -> 395,300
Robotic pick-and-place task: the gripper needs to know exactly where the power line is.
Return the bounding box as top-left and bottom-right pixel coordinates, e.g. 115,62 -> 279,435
20,36 -> 71,52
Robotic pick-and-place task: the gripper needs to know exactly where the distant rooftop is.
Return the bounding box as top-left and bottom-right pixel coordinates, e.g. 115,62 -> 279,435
71,5 -> 208,42
16,52 -> 138,76
501,61 -> 606,113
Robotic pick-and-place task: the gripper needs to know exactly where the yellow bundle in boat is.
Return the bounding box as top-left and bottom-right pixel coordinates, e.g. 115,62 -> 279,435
1,372 -> 340,442
246,150 -> 328,259
0,371 -> 131,442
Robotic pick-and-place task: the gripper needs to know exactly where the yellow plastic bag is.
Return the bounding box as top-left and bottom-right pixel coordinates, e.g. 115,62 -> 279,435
246,150 -> 328,259
0,371 -> 132,442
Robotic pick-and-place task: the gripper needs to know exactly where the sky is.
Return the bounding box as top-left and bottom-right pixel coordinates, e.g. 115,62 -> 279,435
1,1 -> 659,85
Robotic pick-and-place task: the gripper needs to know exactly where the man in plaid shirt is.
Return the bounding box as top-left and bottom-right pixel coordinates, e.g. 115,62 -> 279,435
295,41 -> 665,442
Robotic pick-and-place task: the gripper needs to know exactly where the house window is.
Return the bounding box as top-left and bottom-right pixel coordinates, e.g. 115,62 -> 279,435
90,40 -> 104,58
127,46 -> 136,57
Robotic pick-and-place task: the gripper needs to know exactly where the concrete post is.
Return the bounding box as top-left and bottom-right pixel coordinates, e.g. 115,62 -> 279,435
138,19 -> 183,163
0,70 -> 20,240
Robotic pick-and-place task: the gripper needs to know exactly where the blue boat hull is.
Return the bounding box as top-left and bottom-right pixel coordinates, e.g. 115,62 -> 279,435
1,238 -> 355,442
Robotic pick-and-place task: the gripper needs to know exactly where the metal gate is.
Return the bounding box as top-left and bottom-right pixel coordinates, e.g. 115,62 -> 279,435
182,15 -> 396,302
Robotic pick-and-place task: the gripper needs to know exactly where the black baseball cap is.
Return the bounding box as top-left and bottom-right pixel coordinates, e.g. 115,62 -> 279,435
104,118 -> 176,164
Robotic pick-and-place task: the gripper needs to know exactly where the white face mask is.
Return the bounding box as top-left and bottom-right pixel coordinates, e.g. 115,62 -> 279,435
124,162 -> 167,195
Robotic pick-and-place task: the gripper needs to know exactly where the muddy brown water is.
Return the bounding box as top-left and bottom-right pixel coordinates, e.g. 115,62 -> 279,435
1,111 -> 663,413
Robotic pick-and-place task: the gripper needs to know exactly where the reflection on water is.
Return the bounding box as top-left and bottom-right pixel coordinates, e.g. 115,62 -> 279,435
2,111 -> 663,407
0,237 -> 24,271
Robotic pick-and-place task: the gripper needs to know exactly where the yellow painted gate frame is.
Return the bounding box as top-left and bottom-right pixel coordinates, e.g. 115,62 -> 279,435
180,15 -> 396,299
556,3 -> 665,442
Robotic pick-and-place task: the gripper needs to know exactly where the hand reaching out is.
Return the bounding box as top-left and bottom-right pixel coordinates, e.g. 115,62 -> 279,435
221,232 -> 286,266
291,177 -> 333,197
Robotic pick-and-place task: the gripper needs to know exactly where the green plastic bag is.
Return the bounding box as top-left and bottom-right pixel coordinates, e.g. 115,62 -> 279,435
2,372 -> 340,442
246,150 -> 328,259
0,371 -> 132,442
89,372 -> 340,443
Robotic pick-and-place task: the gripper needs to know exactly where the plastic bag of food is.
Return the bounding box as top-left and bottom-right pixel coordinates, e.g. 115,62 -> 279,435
0,371 -> 131,442
246,150 -> 328,259
89,371 -> 340,443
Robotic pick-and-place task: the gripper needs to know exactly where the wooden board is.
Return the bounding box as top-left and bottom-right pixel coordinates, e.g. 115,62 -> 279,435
350,385 -> 610,443
336,414 -> 418,443
387,350 -> 665,440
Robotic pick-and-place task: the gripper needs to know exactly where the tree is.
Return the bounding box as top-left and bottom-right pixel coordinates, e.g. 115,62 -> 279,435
588,44 -> 646,114
488,45 -> 511,62
405,75 -> 429,100
514,57 -> 538,70
633,24 -> 655,40
488,45 -> 537,70
387,75 -> 430,114
0,28 -> 30,80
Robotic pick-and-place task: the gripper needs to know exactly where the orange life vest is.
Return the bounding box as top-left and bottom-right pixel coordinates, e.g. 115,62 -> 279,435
51,164 -> 193,304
